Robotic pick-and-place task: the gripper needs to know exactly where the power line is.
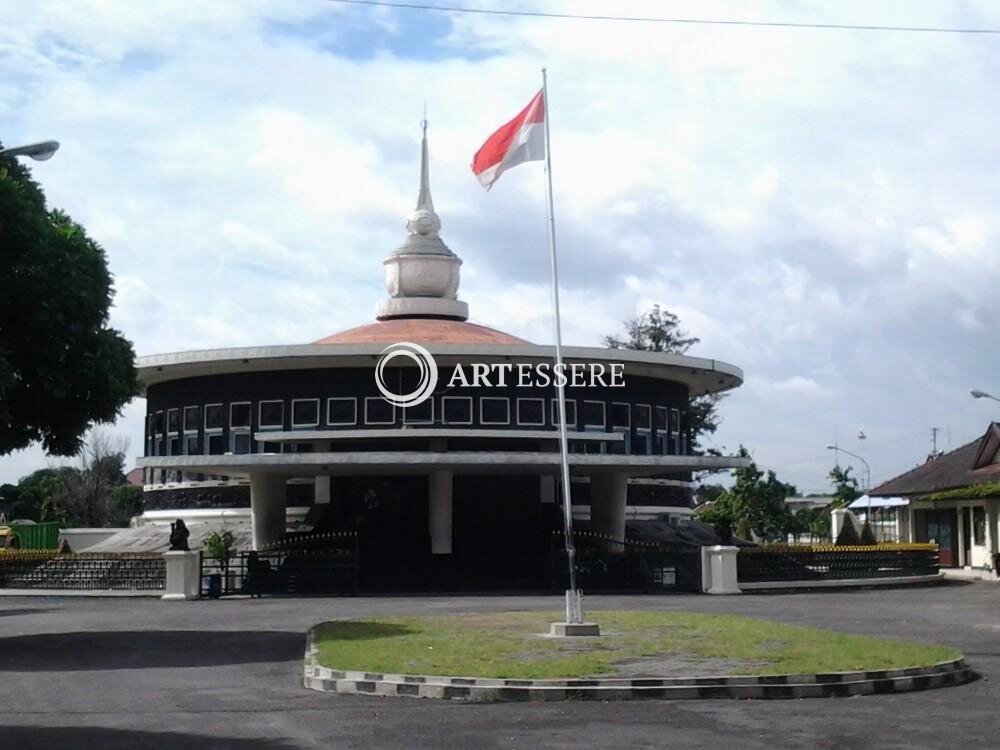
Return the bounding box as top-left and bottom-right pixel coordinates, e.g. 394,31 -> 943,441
323,0 -> 1000,35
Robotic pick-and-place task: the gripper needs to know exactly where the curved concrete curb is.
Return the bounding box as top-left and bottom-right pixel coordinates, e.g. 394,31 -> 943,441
303,628 -> 972,702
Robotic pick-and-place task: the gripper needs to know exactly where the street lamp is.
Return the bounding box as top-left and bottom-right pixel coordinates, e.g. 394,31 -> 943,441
971,390 -> 1000,403
826,443 -> 872,523
0,140 -> 60,161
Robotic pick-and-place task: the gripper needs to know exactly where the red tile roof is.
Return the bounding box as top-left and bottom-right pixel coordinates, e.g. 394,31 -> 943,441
314,318 -> 530,345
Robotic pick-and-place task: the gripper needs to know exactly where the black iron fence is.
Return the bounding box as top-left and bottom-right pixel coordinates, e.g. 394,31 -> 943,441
549,530 -> 702,593
0,551 -> 165,590
737,543 -> 939,583
201,533 -> 359,596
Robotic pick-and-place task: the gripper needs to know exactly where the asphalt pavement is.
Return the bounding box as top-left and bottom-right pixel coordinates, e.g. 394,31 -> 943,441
1,583 -> 998,749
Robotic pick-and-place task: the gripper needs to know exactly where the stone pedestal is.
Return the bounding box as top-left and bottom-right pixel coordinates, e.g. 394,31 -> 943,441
700,545 -> 741,595
549,589 -> 601,637
162,550 -> 200,601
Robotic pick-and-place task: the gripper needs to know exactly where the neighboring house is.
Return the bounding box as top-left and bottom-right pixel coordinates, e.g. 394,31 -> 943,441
870,422 -> 1000,574
125,468 -> 144,487
847,495 -> 908,542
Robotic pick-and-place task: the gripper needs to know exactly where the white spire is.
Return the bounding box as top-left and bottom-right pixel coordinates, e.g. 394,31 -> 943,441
377,117 -> 468,321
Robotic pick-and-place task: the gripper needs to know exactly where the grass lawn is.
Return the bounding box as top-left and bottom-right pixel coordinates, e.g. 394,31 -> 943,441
312,611 -> 960,680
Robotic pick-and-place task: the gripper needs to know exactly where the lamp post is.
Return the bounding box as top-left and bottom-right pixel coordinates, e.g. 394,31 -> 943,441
0,140 -> 60,161
826,444 -> 872,527
971,390 -> 1000,404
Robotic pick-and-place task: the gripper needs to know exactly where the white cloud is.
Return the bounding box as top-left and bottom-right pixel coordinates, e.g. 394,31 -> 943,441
3,0 -> 1000,495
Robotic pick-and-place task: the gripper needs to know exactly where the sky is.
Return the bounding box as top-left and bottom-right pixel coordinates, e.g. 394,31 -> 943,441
2,0 -> 999,493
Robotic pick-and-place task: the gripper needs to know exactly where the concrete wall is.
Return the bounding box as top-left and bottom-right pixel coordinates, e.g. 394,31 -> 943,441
58,528 -> 129,551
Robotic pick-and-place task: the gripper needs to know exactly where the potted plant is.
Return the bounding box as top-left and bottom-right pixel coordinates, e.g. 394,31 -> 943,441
203,530 -> 237,597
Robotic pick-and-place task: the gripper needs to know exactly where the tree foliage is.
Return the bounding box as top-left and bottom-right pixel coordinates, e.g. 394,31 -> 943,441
829,465 -> 861,508
0,430 -> 142,527
696,447 -> 798,541
603,304 -> 723,448
0,150 -> 137,456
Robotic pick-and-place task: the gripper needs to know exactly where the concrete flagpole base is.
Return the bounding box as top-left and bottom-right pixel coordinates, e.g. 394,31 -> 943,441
549,589 -> 600,637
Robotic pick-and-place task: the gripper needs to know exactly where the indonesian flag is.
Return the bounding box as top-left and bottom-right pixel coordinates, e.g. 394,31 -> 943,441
471,89 -> 545,190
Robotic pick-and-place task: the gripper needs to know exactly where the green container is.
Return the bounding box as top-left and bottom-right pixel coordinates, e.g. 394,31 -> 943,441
9,522 -> 60,550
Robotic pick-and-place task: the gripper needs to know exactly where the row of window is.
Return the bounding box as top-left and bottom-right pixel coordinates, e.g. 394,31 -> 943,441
146,397 -> 685,457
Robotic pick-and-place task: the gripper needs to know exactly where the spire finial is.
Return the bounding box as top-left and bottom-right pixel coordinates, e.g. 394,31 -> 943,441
408,113 -> 440,237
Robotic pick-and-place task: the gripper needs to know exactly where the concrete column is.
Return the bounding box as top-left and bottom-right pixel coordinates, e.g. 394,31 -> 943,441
428,470 -> 453,555
250,473 -> 286,550
589,472 -> 628,552
700,546 -> 741,594
314,475 -> 331,504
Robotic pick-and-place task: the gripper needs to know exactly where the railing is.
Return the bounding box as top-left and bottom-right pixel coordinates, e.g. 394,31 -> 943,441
0,550 -> 165,590
550,530 -> 702,593
737,543 -> 939,583
201,532 -> 360,596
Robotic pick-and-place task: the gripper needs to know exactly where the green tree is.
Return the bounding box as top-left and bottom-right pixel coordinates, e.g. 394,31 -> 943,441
696,447 -> 798,541
603,304 -> 723,448
0,150 -> 137,456
0,467 -> 74,522
829,465 -> 861,508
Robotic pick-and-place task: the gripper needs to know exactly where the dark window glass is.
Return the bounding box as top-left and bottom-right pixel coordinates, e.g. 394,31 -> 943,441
974,506 -> 986,545
327,398 -> 357,426
167,409 -> 180,433
655,406 -> 668,431
232,432 -> 251,455
633,432 -> 651,456
183,406 -> 200,432
365,398 -> 394,425
443,398 -> 472,424
581,401 -> 605,428
208,434 -> 225,455
168,436 -> 180,456
611,403 -> 630,428
230,403 -> 251,428
147,415 -> 157,436
260,401 -> 284,428
184,434 -> 198,455
404,399 -> 433,423
292,399 -> 319,426
551,399 -> 576,426
481,397 -> 510,424
517,399 -> 545,426
296,443 -> 313,453
634,404 -> 651,430
259,441 -> 281,454
205,404 -> 224,430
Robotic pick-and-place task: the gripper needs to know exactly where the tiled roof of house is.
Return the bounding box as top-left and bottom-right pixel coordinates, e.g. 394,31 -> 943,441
870,422 -> 1000,497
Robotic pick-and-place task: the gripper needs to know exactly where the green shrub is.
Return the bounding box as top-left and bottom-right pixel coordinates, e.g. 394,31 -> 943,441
204,530 -> 236,561
859,521 -> 877,545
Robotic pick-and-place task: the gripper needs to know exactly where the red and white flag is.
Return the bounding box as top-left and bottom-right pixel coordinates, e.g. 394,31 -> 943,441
471,90 -> 545,190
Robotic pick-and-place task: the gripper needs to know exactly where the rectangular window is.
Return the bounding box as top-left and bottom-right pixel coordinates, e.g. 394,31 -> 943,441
167,408 -> 180,434
655,406 -> 669,455
551,399 -> 577,427
207,433 -> 225,456
205,403 -> 224,430
183,405 -> 200,432
973,506 -> 986,546
442,397 -> 473,425
230,402 -> 251,429
259,400 -> 284,429
609,401 -> 630,454
146,414 -> 156,456
232,432 -> 251,455
670,408 -> 682,455
516,398 -> 545,427
365,397 -> 395,425
327,397 -> 357,426
291,398 -> 320,428
582,400 -> 606,429
634,404 -> 652,456
480,397 -> 510,425
403,398 -> 434,424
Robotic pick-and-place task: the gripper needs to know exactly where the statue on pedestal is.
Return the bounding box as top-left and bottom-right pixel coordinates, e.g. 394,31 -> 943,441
169,519 -> 190,551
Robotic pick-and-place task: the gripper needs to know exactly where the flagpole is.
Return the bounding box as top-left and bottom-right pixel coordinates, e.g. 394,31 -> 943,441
541,68 -> 582,625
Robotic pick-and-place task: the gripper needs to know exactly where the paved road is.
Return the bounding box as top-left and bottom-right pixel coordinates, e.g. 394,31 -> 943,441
1,583 -> 997,749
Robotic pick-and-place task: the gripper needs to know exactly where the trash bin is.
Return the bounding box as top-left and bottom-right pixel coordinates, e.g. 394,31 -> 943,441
202,573 -> 222,599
